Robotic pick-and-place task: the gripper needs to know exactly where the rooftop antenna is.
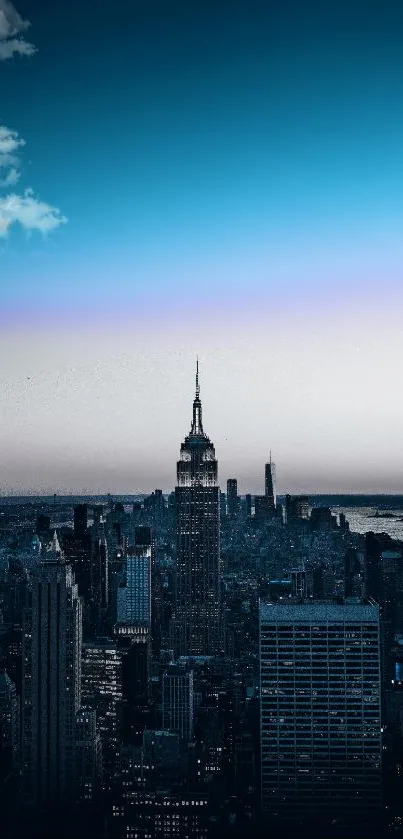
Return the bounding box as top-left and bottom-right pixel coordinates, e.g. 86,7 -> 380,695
190,357 -> 203,435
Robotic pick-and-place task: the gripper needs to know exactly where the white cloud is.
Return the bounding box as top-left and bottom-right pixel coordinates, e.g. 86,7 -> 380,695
0,128 -> 67,237
0,124 -> 25,186
0,165 -> 19,186
0,124 -> 25,155
0,0 -> 29,36
0,188 -> 68,236
0,0 -> 36,60
0,36 -> 36,59
0,5 -> 66,238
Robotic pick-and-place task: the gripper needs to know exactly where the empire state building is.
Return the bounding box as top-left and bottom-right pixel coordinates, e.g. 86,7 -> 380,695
171,362 -> 221,657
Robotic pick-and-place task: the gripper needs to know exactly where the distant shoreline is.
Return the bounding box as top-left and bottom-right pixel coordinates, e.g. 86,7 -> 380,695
1,492 -> 403,507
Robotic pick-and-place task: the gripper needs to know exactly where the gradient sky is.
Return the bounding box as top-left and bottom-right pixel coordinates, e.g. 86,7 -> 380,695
1,0 -> 403,495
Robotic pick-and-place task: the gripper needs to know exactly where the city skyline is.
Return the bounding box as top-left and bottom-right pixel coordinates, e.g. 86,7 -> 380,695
2,352 -> 403,496
2,0 -> 403,494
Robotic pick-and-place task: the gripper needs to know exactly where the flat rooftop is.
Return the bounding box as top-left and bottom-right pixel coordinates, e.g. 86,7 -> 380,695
259,599 -> 379,623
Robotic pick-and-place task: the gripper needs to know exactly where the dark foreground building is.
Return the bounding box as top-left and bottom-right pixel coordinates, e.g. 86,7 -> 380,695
259,599 -> 382,836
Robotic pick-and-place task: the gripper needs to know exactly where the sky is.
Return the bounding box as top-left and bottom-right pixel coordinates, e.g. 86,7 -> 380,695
1,0 -> 403,495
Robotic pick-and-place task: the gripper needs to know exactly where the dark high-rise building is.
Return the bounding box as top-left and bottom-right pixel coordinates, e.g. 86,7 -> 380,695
254,495 -> 275,520
3,557 -> 28,626
0,669 -> 20,836
93,505 -> 103,526
0,669 -> 19,782
90,528 -> 109,634
226,479 -> 238,518
365,532 -> 400,714
81,639 -> 123,791
74,504 -> 88,539
36,514 -> 51,538
264,454 -> 276,508
312,565 -> 325,599
21,533 -> 82,805
220,491 -> 227,520
75,707 -> 102,803
135,526 -> 152,549
162,666 -> 194,741
63,520 -> 92,605
260,600 -> 382,830
172,362 -> 221,657
310,506 -> 335,531
285,494 -> 310,522
365,532 -> 382,601
344,548 -> 362,598
119,632 -> 151,744
290,568 -> 308,599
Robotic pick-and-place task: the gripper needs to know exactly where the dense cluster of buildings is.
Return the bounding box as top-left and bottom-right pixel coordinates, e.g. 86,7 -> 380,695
0,367 -> 402,836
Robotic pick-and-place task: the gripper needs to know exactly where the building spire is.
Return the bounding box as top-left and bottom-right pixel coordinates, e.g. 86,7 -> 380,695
195,356 -> 200,399
190,358 -> 204,435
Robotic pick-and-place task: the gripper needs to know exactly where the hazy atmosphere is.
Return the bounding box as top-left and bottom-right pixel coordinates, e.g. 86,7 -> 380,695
1,0 -> 403,494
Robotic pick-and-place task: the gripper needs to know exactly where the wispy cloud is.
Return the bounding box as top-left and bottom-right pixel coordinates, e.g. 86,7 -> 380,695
0,129 -> 68,234
0,0 -> 36,60
0,188 -> 67,236
0,124 -> 25,185
0,3 -> 67,236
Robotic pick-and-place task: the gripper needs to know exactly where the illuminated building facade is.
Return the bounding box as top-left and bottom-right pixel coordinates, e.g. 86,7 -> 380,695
117,545 -> 151,629
172,363 -> 221,657
81,639 -> 123,791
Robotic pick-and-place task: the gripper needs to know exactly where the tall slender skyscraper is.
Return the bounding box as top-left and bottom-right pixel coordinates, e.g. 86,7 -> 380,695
264,453 -> 276,509
172,362 -> 221,656
21,533 -> 82,806
226,478 -> 238,518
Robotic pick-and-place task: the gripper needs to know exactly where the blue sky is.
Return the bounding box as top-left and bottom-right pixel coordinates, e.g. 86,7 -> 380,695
2,0 -> 403,302
1,0 -> 403,493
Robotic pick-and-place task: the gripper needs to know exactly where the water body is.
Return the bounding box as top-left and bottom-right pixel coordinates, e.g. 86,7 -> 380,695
332,507 -> 403,541
295,495 -> 403,541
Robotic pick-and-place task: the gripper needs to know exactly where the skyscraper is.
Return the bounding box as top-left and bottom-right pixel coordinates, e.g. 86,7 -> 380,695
90,516 -> 109,634
81,639 -> 123,792
264,454 -> 276,509
21,533 -> 82,805
119,633 -> 151,744
162,666 -> 194,741
0,669 -> 20,836
226,478 -> 238,518
63,505 -> 92,603
172,362 -> 221,656
0,669 -> 19,781
116,544 -> 151,629
75,707 -> 103,803
259,600 -> 382,830
285,494 -> 310,522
